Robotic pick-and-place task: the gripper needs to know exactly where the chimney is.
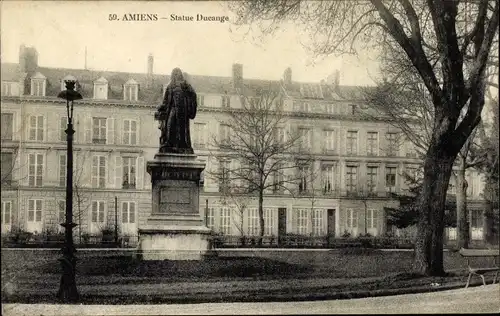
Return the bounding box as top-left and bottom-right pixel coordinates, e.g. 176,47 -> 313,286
146,53 -> 154,88
232,63 -> 243,88
19,45 -> 38,74
334,70 -> 340,87
283,67 -> 292,85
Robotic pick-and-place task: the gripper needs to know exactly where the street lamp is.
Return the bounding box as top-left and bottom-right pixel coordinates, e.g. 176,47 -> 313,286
56,80 -> 82,302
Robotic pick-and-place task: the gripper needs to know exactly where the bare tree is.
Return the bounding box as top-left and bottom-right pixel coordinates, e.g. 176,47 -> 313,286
209,85 -> 313,240
227,0 -> 499,275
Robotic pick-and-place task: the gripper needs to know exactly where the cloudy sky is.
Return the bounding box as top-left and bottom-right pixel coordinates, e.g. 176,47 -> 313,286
1,1 -> 380,86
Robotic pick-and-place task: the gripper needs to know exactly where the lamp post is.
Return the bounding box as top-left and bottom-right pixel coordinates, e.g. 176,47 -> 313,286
57,80 -> 82,302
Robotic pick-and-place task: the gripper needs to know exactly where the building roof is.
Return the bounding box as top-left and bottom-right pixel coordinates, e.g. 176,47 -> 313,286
1,61 -> 367,103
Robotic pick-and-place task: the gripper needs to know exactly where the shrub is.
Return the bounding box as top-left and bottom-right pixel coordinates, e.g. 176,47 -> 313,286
341,230 -> 352,238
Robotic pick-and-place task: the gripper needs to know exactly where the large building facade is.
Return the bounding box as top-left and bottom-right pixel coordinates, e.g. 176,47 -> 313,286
0,46 -> 488,241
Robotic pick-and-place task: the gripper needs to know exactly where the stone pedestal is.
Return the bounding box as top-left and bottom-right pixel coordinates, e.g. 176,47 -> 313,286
137,153 -> 214,260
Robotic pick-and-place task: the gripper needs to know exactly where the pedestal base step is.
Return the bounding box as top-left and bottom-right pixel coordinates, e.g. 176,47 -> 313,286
137,227 -> 214,261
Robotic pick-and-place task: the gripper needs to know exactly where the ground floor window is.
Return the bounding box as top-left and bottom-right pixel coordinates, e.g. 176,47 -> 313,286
311,209 -> 324,236
219,207 -> 231,235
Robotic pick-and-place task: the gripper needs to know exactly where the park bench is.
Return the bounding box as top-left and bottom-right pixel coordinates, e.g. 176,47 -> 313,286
459,248 -> 499,288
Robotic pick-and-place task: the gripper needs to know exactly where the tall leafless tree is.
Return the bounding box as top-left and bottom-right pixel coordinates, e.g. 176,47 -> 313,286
209,85 -> 313,239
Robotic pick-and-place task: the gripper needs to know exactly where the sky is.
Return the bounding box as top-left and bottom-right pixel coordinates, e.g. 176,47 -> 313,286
1,1 -> 380,86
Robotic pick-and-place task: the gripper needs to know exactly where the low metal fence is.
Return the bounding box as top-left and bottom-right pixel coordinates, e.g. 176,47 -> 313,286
211,235 -> 416,249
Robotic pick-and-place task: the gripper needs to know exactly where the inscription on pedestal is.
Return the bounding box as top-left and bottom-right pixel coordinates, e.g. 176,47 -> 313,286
160,187 -> 191,204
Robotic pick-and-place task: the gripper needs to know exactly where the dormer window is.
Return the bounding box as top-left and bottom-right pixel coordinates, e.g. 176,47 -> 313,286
30,72 -> 46,97
61,75 -> 78,91
93,77 -> 108,100
221,94 -> 230,108
124,79 -> 139,101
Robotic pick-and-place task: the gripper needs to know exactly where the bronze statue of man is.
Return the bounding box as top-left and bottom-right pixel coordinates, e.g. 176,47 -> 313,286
156,68 -> 197,154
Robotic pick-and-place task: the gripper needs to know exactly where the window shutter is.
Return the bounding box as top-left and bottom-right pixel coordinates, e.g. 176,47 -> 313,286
115,156 -> 122,189
73,114 -> 80,143
135,119 -> 140,145
84,116 -> 92,143
136,156 -> 144,189
107,117 -> 115,144
14,112 -> 21,141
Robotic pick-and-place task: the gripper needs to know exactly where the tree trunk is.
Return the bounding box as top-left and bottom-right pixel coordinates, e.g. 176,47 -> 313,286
483,179 -> 499,245
455,157 -> 470,249
258,190 -> 264,240
413,147 -> 455,276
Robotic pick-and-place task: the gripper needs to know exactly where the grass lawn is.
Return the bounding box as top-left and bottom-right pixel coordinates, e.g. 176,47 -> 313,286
1,248 -> 497,304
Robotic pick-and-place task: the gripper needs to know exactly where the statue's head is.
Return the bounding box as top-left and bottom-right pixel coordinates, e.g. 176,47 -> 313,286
171,68 -> 184,85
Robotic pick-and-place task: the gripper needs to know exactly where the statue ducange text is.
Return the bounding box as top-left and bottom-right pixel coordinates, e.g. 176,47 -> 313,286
155,68 -> 197,154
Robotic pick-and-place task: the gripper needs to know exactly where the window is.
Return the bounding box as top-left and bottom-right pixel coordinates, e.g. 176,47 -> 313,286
218,160 -> 230,193
348,104 -> 357,115
28,153 -> 44,187
206,207 -> 215,230
386,132 -> 399,156
405,138 -> 417,157
298,128 -> 312,150
322,165 -> 335,194
124,85 -> 138,101
346,131 -> 358,155
296,209 -> 308,235
367,132 -> 378,156
1,152 -> 13,184
311,209 -> 324,236
122,157 -> 137,189
323,130 -> 335,151
93,83 -> 108,100
193,123 -> 207,148
346,209 -> 358,228
31,79 -> 45,96
298,165 -> 310,193
28,199 -> 43,223
367,209 -> 378,229
1,113 -> 13,140
92,117 -> 107,144
29,115 -> 44,141
91,155 -> 106,188
1,201 -> 12,225
91,201 -> 105,223
386,167 -> 397,192
247,208 -> 259,236
197,94 -> 205,106
300,102 -> 310,112
219,207 -> 231,235
58,200 -> 66,225
366,166 -> 378,194
272,168 -> 284,193
274,127 -> 285,144
325,103 -> 334,114
274,97 -> 284,111
470,210 -> 483,228
59,116 -> 68,142
123,119 -> 137,145
219,124 -> 231,145
221,95 -> 231,108
2,82 -> 13,96
59,154 -> 67,187
346,166 -> 358,193
122,202 -> 136,224
264,208 -> 275,236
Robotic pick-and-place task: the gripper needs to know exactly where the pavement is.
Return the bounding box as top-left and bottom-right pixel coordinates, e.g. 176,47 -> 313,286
3,284 -> 499,315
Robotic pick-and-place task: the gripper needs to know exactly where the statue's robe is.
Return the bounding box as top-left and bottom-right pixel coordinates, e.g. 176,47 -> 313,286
158,81 -> 197,154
